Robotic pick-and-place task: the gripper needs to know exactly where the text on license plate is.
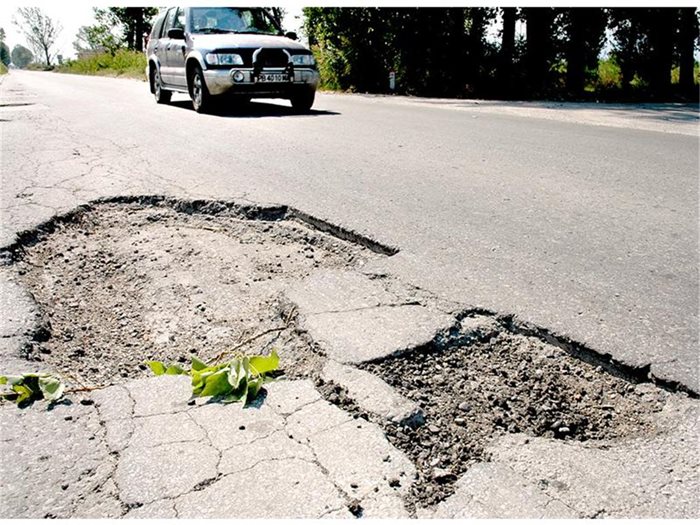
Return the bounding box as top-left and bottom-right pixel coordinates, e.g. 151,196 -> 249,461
257,73 -> 288,83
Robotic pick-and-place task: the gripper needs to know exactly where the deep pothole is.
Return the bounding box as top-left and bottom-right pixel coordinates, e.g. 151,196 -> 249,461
4,198 -> 678,514
12,202 -> 380,386
359,326 -> 670,508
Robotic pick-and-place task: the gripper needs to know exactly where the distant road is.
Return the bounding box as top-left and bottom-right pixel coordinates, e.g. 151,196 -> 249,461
1,71 -> 698,390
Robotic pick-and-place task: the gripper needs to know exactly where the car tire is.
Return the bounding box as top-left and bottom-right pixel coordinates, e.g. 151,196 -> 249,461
290,89 -> 315,112
190,65 -> 213,113
152,65 -> 171,104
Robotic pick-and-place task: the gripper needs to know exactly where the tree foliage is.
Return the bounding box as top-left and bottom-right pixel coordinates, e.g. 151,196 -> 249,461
106,7 -> 159,52
74,9 -> 122,56
13,7 -> 62,67
304,7 -> 699,101
11,44 -> 33,68
0,42 -> 9,67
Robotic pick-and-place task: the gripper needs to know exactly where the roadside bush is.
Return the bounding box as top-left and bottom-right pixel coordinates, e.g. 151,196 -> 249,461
0,62 -> 7,75
596,57 -> 622,90
56,49 -> 146,79
26,63 -> 52,71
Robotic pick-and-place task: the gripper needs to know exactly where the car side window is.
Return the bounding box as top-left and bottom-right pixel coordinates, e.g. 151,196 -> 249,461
151,13 -> 166,40
162,8 -> 177,34
174,8 -> 185,30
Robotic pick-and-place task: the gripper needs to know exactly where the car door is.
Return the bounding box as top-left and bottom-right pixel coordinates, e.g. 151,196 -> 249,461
166,8 -> 188,89
158,8 -> 176,85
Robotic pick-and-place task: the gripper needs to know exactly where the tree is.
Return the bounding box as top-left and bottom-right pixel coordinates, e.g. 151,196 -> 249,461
13,7 -> 62,67
498,8 -> 517,96
0,43 -> 9,67
676,8 -> 698,96
646,8 -> 675,98
11,44 -> 33,68
562,8 -> 608,96
523,8 -> 557,97
0,28 -> 9,67
106,7 -> 158,52
74,10 -> 122,56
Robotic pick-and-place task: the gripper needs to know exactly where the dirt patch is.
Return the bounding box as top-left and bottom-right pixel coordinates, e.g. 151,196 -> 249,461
14,203 -> 378,386
361,327 -> 669,507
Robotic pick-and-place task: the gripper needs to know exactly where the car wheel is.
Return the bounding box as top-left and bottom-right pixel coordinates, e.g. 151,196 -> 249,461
190,65 -> 212,113
290,90 -> 315,112
152,65 -> 171,104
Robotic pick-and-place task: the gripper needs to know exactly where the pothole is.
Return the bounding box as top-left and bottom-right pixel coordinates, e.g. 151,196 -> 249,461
3,197 -> 685,516
11,201 -> 382,385
359,322 -> 671,508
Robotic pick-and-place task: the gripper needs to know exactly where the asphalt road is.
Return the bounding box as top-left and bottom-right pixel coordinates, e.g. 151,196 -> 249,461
1,71 -> 698,390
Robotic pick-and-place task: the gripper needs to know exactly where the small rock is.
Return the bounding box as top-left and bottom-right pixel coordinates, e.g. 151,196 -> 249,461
432,468 -> 454,481
458,402 -> 471,412
558,426 -> 571,434
428,425 -> 440,434
388,478 -> 401,488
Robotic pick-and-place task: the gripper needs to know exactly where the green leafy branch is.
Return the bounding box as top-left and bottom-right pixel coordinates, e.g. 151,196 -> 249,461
0,373 -> 65,406
147,350 -> 280,405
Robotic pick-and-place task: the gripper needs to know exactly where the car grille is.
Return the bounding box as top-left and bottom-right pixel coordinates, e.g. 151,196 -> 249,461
208,48 -> 291,69
253,48 -> 289,68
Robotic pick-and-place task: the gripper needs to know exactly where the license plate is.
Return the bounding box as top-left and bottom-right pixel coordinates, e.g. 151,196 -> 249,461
257,73 -> 288,83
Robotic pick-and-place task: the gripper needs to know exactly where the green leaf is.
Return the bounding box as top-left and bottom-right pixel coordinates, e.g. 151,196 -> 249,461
200,369 -> 233,397
165,365 -> 186,375
191,356 -> 208,371
249,350 -> 280,377
38,376 -> 65,401
227,358 -> 248,391
147,361 -> 167,376
0,375 -> 23,386
192,364 -> 228,395
246,376 -> 263,403
12,383 -> 34,404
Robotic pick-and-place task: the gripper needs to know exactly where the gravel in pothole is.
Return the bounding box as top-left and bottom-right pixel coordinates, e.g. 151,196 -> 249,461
14,203 -> 377,386
362,330 -> 669,507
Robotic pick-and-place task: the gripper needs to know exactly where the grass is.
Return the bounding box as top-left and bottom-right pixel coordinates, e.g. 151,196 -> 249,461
0,62 -> 7,75
56,49 -> 146,80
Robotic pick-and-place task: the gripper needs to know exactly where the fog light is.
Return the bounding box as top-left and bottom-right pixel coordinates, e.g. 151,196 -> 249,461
232,70 -> 244,82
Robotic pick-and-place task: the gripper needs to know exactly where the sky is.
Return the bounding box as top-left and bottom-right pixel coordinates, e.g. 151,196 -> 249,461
1,2 -> 697,63
0,3 -> 306,61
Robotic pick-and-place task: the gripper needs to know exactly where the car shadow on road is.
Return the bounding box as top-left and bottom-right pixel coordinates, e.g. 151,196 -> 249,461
168,99 -> 340,118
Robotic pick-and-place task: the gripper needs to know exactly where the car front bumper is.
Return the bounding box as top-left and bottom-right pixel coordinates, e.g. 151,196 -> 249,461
203,67 -> 320,96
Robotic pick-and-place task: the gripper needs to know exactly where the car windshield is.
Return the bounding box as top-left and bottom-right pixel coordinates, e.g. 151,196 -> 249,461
189,8 -> 278,35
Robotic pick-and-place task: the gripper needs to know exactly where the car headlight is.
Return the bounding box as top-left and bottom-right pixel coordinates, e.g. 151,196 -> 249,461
291,54 -> 315,66
205,53 -> 243,66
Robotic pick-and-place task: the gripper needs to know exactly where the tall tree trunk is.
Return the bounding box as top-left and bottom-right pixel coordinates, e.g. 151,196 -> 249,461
678,8 -> 698,96
566,9 -> 586,96
135,12 -> 144,52
467,8 -> 486,94
499,7 -> 516,96
524,8 -> 555,97
648,8 -> 674,98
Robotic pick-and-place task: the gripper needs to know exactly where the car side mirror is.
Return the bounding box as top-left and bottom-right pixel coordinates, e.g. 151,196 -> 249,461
168,28 -> 185,40
285,31 -> 298,41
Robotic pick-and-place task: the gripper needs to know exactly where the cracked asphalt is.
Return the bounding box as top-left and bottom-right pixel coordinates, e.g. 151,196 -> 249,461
1,71 -> 697,390
0,71 -> 698,518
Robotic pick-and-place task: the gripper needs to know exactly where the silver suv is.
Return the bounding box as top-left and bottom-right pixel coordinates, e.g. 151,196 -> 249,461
146,7 -> 320,113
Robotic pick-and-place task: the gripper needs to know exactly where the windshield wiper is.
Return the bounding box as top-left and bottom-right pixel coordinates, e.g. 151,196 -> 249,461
231,30 -> 274,35
196,28 -> 235,34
